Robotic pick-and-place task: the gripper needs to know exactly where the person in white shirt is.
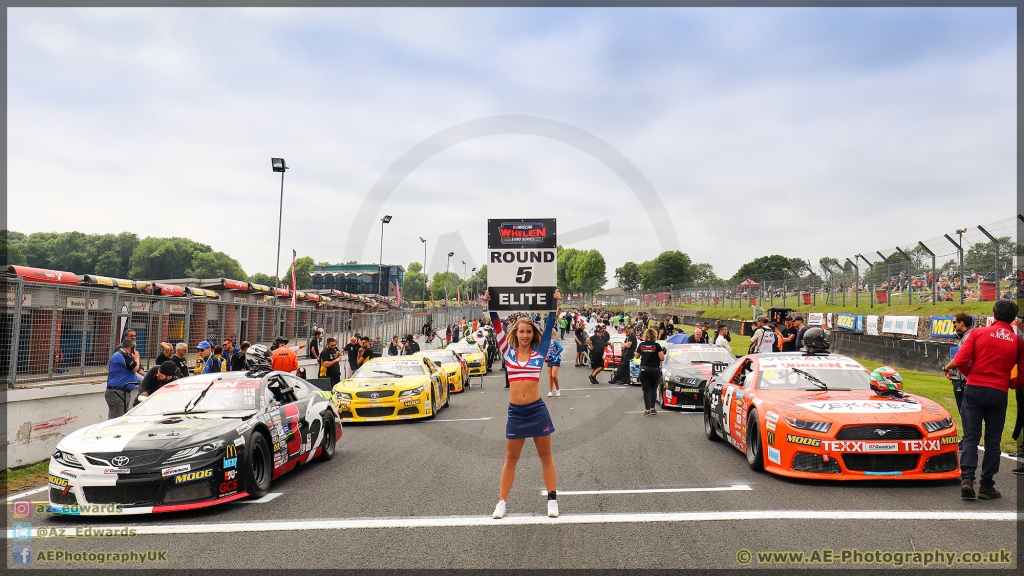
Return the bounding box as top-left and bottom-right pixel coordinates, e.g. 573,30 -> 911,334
715,325 -> 731,350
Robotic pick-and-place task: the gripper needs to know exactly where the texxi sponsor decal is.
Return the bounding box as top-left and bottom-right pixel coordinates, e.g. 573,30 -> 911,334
174,468 -> 213,484
798,401 -> 922,414
786,434 -> 822,447
162,464 -> 190,477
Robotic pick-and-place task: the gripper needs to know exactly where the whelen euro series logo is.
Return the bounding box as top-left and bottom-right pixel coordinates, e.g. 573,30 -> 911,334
498,222 -> 548,245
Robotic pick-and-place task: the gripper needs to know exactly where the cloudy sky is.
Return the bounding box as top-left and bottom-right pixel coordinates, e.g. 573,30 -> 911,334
7,7 -> 1016,282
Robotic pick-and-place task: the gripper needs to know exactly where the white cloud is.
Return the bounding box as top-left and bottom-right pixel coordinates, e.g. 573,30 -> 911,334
6,7 -> 1016,284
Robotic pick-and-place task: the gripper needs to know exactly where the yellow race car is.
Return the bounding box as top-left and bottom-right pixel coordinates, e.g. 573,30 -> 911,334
448,341 -> 488,377
414,349 -> 468,393
332,357 -> 449,422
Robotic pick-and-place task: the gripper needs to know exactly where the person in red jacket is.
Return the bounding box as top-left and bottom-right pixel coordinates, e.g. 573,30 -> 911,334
953,299 -> 1024,500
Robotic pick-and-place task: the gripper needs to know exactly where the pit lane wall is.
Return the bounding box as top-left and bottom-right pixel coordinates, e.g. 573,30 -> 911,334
4,382 -> 108,469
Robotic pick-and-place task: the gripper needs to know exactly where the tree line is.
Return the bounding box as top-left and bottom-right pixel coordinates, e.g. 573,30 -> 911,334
2,230 -> 249,281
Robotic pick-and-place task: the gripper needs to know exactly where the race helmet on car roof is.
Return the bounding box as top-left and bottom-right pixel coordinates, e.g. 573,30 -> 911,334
870,366 -> 904,396
245,343 -> 273,370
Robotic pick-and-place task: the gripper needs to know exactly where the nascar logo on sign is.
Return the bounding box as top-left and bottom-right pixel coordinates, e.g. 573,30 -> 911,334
487,218 -> 557,312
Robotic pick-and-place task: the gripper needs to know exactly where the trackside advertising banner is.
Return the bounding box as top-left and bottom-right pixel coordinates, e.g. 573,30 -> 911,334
930,316 -> 957,338
882,315 -> 919,336
487,219 -> 557,312
835,313 -> 858,331
866,315 -> 879,335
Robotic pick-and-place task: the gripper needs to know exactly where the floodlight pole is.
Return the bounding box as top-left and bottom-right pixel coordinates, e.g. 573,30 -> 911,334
846,258 -> 858,308
893,246 -> 913,305
917,242 -> 936,305
944,233 -> 964,304
876,251 -> 891,307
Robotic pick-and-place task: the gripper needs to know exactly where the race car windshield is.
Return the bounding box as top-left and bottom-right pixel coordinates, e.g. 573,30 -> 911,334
130,380 -> 259,415
353,363 -> 426,378
451,347 -> 479,355
757,365 -> 872,390
665,350 -> 735,368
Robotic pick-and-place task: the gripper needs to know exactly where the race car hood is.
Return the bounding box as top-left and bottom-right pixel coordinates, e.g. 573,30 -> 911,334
58,411 -> 253,454
751,389 -> 951,425
663,362 -> 713,380
335,376 -> 429,392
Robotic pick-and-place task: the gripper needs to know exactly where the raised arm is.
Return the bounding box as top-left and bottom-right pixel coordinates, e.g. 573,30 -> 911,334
490,311 -> 509,354
536,311 -> 556,354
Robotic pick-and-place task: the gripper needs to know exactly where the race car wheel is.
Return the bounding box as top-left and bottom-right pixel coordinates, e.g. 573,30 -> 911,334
745,409 -> 764,471
443,386 -> 450,409
318,411 -> 336,461
704,403 -> 719,441
657,385 -> 665,409
246,432 -> 272,499
427,390 -> 437,419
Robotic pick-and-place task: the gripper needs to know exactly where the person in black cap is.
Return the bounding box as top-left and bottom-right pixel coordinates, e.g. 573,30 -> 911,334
138,361 -> 181,399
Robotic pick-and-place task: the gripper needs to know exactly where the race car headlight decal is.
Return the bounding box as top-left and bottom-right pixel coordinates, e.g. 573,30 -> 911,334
923,417 -> 953,433
783,416 -> 831,433
164,440 -> 225,464
52,449 -> 84,470
334,391 -> 351,401
399,386 -> 425,397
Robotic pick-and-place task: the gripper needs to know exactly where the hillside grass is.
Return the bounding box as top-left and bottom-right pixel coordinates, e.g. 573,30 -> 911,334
720,334 -> 1019,453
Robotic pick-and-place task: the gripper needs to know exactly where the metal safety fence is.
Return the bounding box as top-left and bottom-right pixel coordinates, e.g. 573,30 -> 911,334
0,277 -> 481,387
572,215 -> 1023,314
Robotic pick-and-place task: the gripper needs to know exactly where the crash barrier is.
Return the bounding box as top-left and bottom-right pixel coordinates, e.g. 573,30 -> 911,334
624,309 -> 962,373
0,276 -> 481,387
5,382 -> 108,469
828,332 -> 954,374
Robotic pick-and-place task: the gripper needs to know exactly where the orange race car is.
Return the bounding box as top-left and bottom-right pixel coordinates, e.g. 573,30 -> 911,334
703,346 -> 960,481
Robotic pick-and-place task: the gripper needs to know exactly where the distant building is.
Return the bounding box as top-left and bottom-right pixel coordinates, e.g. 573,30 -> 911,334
312,264 -> 405,297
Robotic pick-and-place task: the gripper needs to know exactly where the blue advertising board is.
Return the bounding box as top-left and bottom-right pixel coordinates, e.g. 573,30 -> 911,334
835,313 -> 857,331
930,316 -> 957,339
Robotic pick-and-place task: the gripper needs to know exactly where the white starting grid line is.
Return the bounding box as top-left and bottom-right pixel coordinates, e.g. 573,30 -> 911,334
976,446 -> 1021,463
540,485 -> 752,496
6,510 -> 1015,538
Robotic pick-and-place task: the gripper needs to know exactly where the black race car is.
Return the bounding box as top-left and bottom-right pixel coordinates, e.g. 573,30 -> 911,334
47,370 -> 341,515
658,344 -> 736,410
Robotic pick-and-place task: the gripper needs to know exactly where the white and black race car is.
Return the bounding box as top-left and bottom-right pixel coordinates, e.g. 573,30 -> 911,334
659,344 -> 736,410
47,370 -> 340,515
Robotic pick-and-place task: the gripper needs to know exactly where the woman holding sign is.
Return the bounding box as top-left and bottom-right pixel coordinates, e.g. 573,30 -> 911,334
484,289 -> 561,519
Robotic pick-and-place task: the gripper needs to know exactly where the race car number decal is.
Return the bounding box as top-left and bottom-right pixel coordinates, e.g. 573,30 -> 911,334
722,386 -> 735,431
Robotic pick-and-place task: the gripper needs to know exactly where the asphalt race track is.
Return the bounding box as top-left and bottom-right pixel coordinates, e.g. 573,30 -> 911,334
6,337 -> 1020,570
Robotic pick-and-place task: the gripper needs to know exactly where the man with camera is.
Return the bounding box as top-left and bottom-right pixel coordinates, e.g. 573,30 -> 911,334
105,338 -> 143,419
